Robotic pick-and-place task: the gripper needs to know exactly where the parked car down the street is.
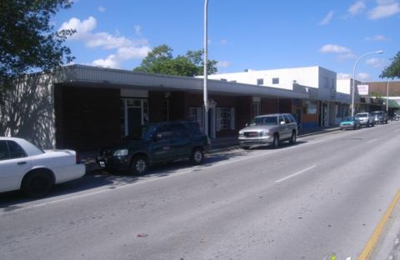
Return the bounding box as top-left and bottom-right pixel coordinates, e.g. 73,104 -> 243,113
355,112 -> 375,127
371,110 -> 388,124
96,121 -> 211,175
0,137 -> 86,197
238,113 -> 298,149
340,116 -> 361,130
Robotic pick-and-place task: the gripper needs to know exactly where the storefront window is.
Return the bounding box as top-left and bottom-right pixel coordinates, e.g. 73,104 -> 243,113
303,101 -> 317,114
217,107 -> 235,131
188,107 -> 203,128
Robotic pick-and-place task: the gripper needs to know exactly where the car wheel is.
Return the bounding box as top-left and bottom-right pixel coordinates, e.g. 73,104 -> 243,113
272,134 -> 279,148
289,131 -> 297,144
190,147 -> 204,165
131,156 -> 148,175
21,170 -> 54,198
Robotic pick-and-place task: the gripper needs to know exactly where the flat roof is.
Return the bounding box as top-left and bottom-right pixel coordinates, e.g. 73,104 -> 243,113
54,64 -> 309,99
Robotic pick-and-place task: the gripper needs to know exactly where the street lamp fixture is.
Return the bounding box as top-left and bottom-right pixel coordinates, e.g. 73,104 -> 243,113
351,50 -> 383,117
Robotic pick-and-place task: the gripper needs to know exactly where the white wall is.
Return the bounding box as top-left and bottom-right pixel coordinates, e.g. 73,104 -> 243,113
208,66 -> 335,92
337,79 -> 351,94
0,74 -> 56,149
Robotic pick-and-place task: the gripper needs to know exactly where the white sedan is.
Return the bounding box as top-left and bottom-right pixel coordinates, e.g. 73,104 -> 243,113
0,137 -> 86,197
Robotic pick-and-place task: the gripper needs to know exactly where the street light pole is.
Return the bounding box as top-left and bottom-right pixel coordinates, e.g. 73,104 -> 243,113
203,0 -> 209,136
351,50 -> 383,117
386,81 -> 390,113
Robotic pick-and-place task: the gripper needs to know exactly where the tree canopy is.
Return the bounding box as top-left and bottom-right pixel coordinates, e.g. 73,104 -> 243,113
0,0 -> 75,89
380,51 -> 400,79
133,44 -> 218,76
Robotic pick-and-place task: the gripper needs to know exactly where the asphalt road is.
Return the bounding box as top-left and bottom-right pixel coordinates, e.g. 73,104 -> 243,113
1,121 -> 400,260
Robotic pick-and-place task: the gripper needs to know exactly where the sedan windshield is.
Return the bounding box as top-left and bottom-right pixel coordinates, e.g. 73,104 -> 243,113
253,116 -> 278,125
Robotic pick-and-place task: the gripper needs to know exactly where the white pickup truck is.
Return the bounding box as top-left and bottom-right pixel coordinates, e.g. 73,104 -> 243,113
355,112 -> 375,127
0,137 -> 86,197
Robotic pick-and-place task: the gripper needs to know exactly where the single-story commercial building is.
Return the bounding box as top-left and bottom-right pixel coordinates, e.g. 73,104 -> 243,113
1,65 -> 353,151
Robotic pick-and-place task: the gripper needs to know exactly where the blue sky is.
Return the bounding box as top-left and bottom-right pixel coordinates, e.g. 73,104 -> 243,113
54,0 -> 400,82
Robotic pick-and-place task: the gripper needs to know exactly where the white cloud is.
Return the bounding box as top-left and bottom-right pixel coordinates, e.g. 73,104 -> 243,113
320,44 -> 356,60
368,2 -> 400,19
319,10 -> 334,25
319,44 -> 352,54
85,32 -> 134,49
220,39 -> 228,45
59,16 -> 97,39
338,73 -> 371,82
59,17 -> 151,69
366,58 -> 384,68
217,60 -> 231,68
117,46 -> 152,60
377,0 -> 396,4
98,6 -> 106,12
365,34 -> 390,41
337,73 -> 351,79
356,72 -> 371,81
92,55 -> 119,68
348,1 -> 367,16
134,25 -> 142,36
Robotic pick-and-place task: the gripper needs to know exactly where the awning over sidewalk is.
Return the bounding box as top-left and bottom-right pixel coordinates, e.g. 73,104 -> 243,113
384,99 -> 400,108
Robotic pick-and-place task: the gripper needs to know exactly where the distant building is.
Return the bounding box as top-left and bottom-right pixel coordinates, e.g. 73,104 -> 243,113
361,81 -> 400,115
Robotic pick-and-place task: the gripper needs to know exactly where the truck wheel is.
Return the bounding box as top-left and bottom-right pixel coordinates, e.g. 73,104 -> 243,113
190,147 -> 204,165
289,131 -> 297,144
21,170 -> 54,198
272,134 -> 279,148
131,156 -> 148,175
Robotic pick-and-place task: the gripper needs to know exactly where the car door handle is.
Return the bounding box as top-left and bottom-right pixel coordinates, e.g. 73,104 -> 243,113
17,161 -> 27,165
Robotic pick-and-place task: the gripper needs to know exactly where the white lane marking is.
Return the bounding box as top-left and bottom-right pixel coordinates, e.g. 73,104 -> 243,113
366,138 -> 377,144
275,165 -> 317,183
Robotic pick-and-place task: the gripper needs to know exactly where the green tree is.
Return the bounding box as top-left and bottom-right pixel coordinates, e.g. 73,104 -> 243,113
0,0 -> 75,90
134,44 -> 218,76
380,51 -> 400,79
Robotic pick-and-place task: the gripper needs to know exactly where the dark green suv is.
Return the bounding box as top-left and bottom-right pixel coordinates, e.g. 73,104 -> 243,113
96,121 -> 210,174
